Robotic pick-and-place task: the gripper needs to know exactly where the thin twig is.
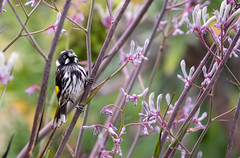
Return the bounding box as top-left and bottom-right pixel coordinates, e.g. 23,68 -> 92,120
54,1 -> 131,157
190,88 -> 214,158
162,29 -> 240,158
5,0 -> 48,61
159,44 -> 214,154
212,106 -> 236,122
2,0 -> 43,52
224,64 -> 240,89
89,1 -> 168,157
74,0 -> 95,157
18,0 -> 28,17
166,0 -> 188,10
127,1 -> 169,155
96,0 -> 154,79
17,121 -> 53,157
89,70 -> 133,158
42,0 -> 87,32
0,0 -> 3,11
106,0 -> 114,21
225,93 -> 240,158
23,0 -> 72,156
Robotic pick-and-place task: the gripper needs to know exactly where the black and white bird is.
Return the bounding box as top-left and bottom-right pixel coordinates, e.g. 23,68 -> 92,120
53,49 -> 87,128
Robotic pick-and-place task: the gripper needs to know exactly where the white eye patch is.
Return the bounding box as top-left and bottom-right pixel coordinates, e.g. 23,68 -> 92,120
74,57 -> 78,63
56,60 -> 60,67
65,58 -> 70,64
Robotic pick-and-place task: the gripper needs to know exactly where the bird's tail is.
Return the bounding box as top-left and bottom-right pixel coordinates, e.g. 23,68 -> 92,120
53,103 -> 67,129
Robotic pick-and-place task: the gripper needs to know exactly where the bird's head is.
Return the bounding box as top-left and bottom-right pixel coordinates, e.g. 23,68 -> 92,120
56,49 -> 78,66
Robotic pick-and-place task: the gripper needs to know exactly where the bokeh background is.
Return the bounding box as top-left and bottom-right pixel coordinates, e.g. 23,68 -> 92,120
1,0 -> 240,157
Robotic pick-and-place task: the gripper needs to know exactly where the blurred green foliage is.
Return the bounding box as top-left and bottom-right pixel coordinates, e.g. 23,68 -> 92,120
0,0 -> 239,157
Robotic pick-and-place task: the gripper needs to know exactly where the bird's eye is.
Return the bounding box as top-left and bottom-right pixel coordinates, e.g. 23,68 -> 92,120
62,55 -> 67,59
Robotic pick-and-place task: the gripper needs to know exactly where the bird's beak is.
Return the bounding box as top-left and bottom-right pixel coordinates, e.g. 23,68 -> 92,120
68,52 -> 75,57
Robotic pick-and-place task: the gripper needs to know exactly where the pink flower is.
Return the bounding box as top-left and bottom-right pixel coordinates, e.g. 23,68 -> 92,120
119,39 -> 149,65
100,106 -> 113,116
83,125 -> 101,136
25,85 -> 40,95
100,149 -> 112,158
141,126 -> 149,136
139,92 -> 162,122
184,5 -> 209,35
107,123 -> 117,136
101,16 -> 111,29
120,87 -> 149,106
71,11 -> 85,25
0,52 -> 19,84
119,126 -> 126,136
112,138 -> 123,157
213,1 -> 231,29
46,12 -> 66,34
25,0 -> 38,7
192,110 -> 207,127
124,2 -> 140,26
177,60 -> 195,88
0,0 -> 7,13
201,62 -> 217,86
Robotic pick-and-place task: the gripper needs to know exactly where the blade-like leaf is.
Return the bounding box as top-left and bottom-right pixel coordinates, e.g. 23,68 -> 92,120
3,132 -> 15,158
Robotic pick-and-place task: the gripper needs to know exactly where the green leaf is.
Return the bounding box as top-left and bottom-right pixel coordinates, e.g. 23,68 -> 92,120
169,121 -> 190,149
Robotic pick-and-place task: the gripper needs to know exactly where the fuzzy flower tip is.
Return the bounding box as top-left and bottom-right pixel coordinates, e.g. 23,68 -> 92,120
0,52 -> 19,85
46,12 -> 66,34
71,11 -> 85,25
192,109 -> 207,128
139,92 -> 162,122
141,126 -> 149,136
100,106 -> 113,116
213,1 -> 231,29
201,62 -> 218,86
119,39 -> 149,65
83,125 -> 101,136
227,37 -> 240,58
120,87 -> 149,106
184,4 -> 211,35
25,85 -> 40,95
107,123 -> 117,136
25,0 -> 38,7
95,3 -> 113,29
177,60 -> 195,88
100,149 -> 112,158
0,0 -> 7,13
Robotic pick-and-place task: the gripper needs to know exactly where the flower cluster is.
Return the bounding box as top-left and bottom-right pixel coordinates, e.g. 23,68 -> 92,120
71,11 -> 85,25
0,52 -> 19,85
184,0 -> 240,40
120,87 -> 149,106
85,87 -> 208,158
184,5 -> 210,35
138,92 -> 162,122
177,60 -> 195,88
177,97 -> 207,130
83,123 -> 126,157
100,104 -> 114,116
226,37 -> 240,58
213,1 -> 231,29
95,2 -> 117,29
96,1 -> 141,29
69,0 -> 87,25
119,39 -> 149,65
201,62 -> 218,86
